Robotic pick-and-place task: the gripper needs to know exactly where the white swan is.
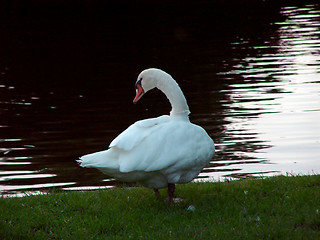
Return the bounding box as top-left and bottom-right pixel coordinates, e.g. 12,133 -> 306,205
78,68 -> 215,202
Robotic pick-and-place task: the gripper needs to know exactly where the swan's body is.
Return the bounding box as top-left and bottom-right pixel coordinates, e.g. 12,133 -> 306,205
78,68 -> 215,201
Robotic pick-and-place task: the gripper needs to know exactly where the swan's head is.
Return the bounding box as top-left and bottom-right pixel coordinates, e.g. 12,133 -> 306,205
133,68 -> 171,103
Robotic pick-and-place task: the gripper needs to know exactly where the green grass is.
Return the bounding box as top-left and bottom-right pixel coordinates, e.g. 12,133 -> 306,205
1,175 -> 320,239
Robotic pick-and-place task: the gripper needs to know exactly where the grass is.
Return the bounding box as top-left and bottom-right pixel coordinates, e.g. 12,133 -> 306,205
1,175 -> 320,239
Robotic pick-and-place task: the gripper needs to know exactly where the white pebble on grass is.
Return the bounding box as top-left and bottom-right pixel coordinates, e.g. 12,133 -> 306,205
187,205 -> 196,212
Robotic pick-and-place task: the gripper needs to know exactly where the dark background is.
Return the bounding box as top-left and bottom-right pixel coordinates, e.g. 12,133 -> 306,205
0,0 -> 305,93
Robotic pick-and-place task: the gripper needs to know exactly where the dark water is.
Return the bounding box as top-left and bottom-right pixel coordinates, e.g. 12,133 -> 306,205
1,1 -> 320,196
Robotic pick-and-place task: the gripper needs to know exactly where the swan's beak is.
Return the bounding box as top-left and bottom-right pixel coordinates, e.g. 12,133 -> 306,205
133,84 -> 144,103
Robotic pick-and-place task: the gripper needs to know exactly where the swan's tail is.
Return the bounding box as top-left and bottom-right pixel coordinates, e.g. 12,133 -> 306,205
77,149 -> 119,170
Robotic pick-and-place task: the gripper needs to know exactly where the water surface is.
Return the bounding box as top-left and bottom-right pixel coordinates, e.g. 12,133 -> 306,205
0,2 -> 319,196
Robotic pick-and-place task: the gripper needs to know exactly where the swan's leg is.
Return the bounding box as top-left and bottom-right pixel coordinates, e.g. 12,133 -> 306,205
166,183 -> 175,203
154,188 -> 160,198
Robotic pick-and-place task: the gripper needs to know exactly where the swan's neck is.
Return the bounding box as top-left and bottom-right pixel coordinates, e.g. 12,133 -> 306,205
156,75 -> 190,117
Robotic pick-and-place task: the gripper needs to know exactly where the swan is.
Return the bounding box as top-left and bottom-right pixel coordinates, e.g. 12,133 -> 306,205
77,68 -> 215,202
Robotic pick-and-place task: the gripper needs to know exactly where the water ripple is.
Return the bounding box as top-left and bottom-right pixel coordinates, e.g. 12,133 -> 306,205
1,3 -> 320,196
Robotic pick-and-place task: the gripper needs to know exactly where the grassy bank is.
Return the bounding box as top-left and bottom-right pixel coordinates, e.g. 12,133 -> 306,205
1,175 -> 320,239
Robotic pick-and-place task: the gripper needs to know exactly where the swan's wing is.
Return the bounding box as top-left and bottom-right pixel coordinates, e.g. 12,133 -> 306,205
118,121 -> 215,173
109,115 -> 170,151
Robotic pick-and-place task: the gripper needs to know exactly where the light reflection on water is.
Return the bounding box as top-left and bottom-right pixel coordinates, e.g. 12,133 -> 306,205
1,3 -> 320,196
205,4 -> 320,180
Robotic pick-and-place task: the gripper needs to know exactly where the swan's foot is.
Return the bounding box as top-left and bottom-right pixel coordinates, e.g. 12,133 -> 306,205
166,183 -> 176,203
153,188 -> 160,198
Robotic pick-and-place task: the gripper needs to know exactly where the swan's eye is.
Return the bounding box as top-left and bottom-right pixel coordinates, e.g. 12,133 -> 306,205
136,77 -> 143,87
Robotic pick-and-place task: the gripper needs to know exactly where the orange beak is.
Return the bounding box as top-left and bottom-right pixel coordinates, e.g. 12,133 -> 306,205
133,84 -> 144,103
